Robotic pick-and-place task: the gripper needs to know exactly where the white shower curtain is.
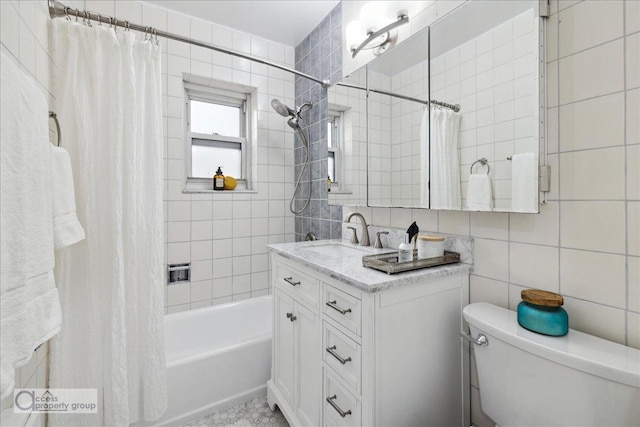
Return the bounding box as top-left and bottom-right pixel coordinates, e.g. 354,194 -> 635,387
49,20 -> 166,426
429,108 -> 462,210
419,106 -> 430,207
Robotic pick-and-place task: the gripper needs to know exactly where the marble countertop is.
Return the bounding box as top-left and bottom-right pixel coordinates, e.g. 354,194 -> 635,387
268,239 -> 473,293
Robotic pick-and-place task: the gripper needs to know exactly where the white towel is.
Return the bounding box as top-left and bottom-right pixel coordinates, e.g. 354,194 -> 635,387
51,146 -> 85,249
0,51 -> 62,400
511,152 -> 538,212
466,174 -> 493,211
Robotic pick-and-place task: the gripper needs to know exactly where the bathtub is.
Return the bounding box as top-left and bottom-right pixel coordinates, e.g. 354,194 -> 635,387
153,295 -> 272,426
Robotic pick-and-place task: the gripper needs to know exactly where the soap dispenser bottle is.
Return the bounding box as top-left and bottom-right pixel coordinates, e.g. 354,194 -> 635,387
398,233 -> 413,263
213,167 -> 225,191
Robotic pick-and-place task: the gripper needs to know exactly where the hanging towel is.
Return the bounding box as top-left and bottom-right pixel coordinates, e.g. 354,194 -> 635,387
0,51 -> 62,400
51,146 -> 85,249
430,108 -> 462,210
511,152 -> 538,212
466,174 -> 493,211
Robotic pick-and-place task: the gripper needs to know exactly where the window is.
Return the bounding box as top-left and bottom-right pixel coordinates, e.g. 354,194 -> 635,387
185,82 -> 250,190
327,110 -> 342,188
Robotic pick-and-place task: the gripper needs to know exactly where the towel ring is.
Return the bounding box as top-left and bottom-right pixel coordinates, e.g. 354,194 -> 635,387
49,111 -> 61,147
470,157 -> 490,175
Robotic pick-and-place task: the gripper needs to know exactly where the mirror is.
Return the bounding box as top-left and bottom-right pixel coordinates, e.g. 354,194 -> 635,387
327,68 -> 368,207
367,29 -> 430,208
429,0 -> 541,212
330,0 -> 542,213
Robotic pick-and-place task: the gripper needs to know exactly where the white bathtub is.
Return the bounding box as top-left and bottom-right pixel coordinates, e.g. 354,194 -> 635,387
154,295 -> 272,426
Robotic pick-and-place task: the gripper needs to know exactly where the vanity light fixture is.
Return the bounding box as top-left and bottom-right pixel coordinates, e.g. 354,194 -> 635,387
350,9 -> 409,59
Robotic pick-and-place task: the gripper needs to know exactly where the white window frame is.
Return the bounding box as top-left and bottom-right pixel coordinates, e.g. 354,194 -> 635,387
328,109 -> 344,191
184,82 -> 251,192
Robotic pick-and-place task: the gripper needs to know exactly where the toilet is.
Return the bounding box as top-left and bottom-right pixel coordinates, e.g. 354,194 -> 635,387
463,302 -> 640,427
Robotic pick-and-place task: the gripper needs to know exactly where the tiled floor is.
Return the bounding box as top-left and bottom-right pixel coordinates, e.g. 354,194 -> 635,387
182,394 -> 289,427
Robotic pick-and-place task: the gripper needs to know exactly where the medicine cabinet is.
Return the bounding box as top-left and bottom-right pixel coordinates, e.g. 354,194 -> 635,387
328,0 -> 545,213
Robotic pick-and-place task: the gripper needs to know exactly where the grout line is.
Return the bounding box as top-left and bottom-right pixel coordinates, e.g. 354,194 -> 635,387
555,35 -> 625,62
554,89 -> 628,108
623,0 -> 629,346
555,9 -> 562,299
553,143 -> 627,155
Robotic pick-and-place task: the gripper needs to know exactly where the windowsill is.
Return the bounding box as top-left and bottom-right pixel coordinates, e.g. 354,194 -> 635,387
183,177 -> 255,194
182,188 -> 258,194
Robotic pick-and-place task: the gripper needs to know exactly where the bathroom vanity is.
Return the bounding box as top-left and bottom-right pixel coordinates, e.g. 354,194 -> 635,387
266,239 -> 472,427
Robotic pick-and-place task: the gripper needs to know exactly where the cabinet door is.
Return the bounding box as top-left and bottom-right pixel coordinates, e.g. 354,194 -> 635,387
295,301 -> 320,427
274,289 -> 295,407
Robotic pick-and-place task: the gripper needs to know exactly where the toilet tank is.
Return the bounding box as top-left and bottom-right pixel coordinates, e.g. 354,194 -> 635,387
463,302 -> 640,427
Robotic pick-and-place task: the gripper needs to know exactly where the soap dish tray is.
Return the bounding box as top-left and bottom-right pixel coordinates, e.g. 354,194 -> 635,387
362,250 -> 460,275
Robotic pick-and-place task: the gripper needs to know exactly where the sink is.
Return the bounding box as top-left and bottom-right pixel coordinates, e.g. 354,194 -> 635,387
303,243 -> 370,258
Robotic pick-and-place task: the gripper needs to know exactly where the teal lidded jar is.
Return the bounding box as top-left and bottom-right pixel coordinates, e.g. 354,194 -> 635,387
517,289 -> 568,337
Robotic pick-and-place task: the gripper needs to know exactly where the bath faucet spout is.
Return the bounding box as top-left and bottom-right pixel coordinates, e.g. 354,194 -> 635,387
345,213 -> 370,246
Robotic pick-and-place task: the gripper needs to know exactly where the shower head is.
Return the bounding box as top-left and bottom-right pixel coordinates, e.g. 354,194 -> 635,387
271,99 -> 295,117
272,99 -> 314,130
287,116 -> 300,130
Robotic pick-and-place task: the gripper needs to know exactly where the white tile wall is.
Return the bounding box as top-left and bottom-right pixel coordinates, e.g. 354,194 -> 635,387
389,62 -> 427,207
368,74 -> 395,206
341,2 -> 639,425
136,1 -> 297,313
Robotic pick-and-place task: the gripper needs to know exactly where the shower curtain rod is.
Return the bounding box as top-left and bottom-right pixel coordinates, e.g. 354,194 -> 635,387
47,0 -> 331,89
337,82 -> 461,112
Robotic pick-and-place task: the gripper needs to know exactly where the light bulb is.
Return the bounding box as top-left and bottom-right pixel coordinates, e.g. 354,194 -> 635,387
359,2 -> 389,33
345,20 -> 363,52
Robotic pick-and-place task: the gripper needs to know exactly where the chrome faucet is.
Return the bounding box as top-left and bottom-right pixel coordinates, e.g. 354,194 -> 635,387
345,212 -> 370,246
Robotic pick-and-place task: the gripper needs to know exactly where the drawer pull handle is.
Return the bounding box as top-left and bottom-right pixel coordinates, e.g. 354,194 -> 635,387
286,312 -> 297,322
326,395 -> 352,418
284,277 -> 301,286
326,345 -> 351,365
326,300 -> 351,315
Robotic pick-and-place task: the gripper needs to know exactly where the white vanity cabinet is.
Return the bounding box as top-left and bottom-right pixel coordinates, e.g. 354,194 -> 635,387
272,261 -> 322,426
267,249 -> 470,427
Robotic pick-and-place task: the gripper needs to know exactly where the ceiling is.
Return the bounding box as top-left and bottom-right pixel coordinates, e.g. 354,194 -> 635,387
143,1 -> 340,47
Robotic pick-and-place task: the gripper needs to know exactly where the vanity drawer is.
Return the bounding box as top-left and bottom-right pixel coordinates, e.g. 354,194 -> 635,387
323,284 -> 361,336
323,322 -> 362,394
323,369 -> 362,427
274,260 -> 318,308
